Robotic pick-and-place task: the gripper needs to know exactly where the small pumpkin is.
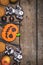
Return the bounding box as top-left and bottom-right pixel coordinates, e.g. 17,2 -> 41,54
2,24 -> 18,42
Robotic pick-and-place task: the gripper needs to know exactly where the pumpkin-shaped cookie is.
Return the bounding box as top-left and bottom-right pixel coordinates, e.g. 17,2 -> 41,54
0,7 -> 5,17
0,0 -> 9,5
2,24 -> 18,42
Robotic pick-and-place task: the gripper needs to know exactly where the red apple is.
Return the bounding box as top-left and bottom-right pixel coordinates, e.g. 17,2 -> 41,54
1,56 -> 11,65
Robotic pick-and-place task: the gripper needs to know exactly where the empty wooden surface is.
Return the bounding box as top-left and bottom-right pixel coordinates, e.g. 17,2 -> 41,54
20,0 -> 43,65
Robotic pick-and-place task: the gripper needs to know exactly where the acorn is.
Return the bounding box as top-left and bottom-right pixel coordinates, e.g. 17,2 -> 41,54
1,16 -> 7,22
9,16 -> 14,22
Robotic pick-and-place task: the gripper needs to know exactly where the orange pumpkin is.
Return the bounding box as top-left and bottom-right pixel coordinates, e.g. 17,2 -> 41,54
2,24 -> 18,42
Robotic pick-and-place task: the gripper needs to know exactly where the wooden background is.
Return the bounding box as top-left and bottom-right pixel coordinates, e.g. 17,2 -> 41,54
0,0 -> 43,65
20,0 -> 43,65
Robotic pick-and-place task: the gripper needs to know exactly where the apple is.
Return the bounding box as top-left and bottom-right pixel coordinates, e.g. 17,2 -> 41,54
1,56 -> 11,65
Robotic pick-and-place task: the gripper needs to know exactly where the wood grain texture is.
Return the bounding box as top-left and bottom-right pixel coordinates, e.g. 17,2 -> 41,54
20,0 -> 36,65
38,0 -> 43,65
20,0 -> 43,65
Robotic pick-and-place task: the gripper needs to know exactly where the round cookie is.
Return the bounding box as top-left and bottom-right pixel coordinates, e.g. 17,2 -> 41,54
2,24 -> 18,42
0,0 -> 9,5
0,42 -> 6,53
0,7 -> 5,17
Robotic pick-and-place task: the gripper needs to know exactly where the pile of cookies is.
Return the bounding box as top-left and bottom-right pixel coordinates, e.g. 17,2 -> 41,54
0,0 -> 18,5
0,0 -> 18,17
0,0 -> 24,65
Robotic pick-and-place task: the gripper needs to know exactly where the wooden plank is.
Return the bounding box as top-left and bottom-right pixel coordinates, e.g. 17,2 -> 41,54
38,0 -> 43,65
20,0 -> 36,65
